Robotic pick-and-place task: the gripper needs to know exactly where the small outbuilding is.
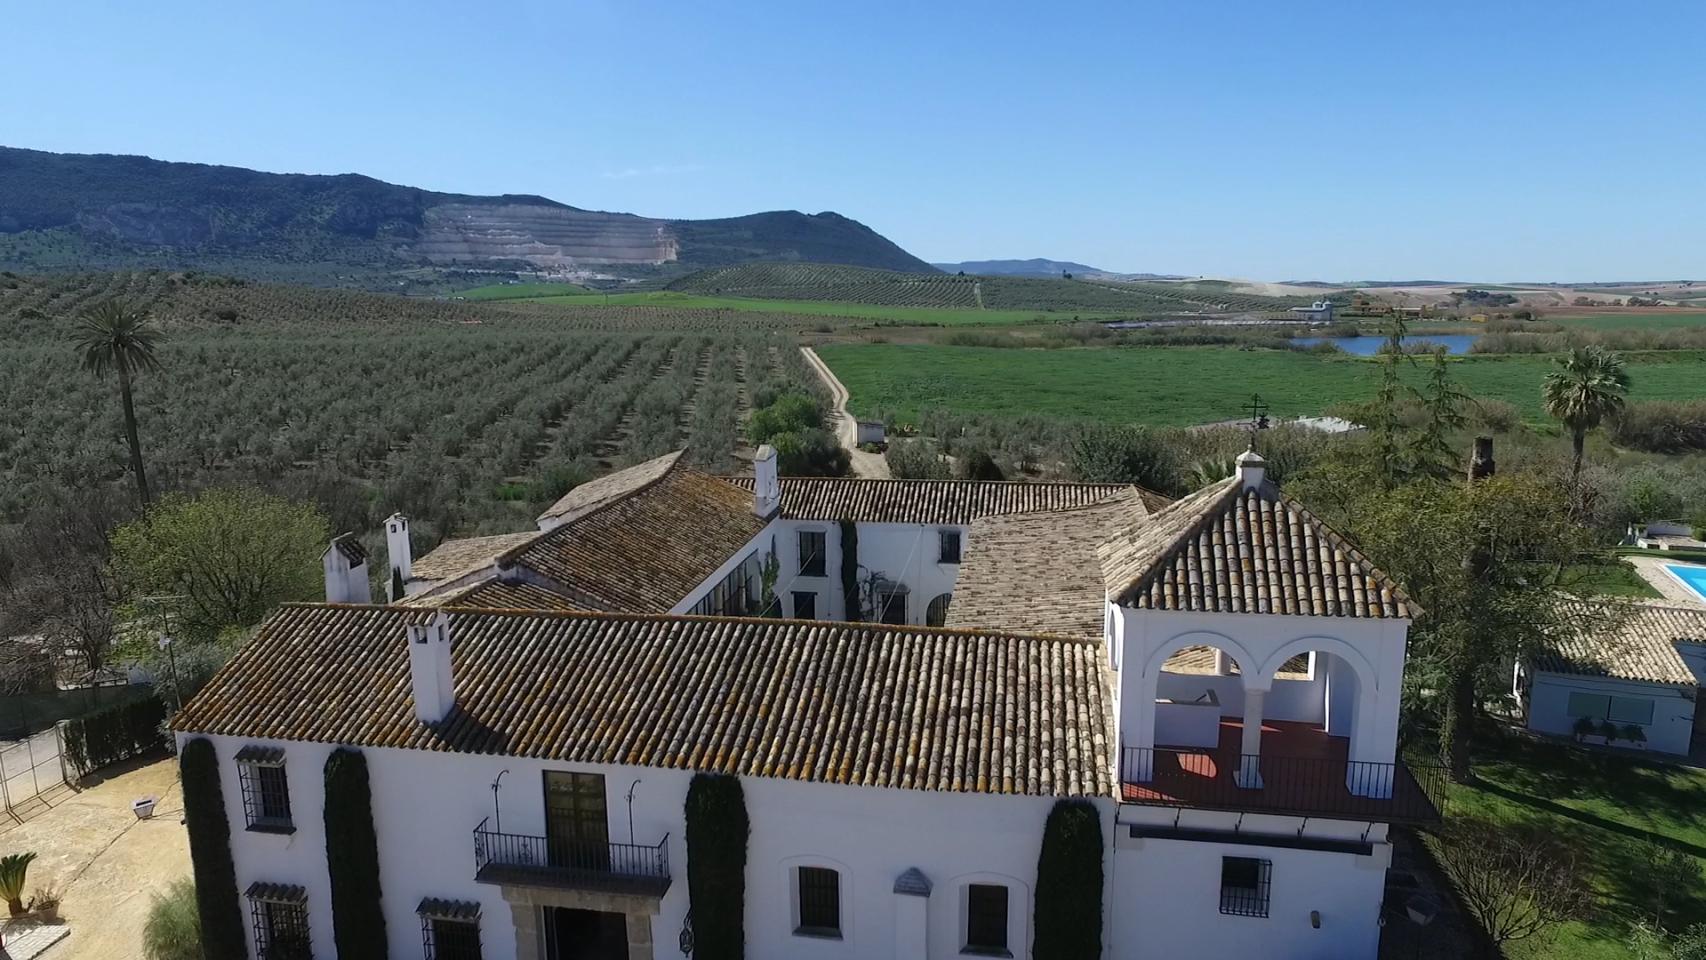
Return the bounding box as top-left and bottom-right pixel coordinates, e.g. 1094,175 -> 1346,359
855,419 -> 886,446
1517,601 -> 1706,755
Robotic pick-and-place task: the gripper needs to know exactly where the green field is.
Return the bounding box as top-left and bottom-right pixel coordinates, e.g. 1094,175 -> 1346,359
455,282 -> 595,300
816,344 -> 1706,426
479,289 -> 1119,326
1553,312 -> 1706,331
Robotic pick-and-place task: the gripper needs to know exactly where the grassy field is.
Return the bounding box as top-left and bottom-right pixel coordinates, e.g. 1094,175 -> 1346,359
816,344 -> 1706,426
485,289 -> 1122,326
455,282 -> 595,300
1552,312 -> 1706,331
1442,734 -> 1706,959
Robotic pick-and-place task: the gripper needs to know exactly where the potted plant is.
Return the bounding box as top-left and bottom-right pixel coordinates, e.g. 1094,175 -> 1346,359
1623,724 -> 1647,748
0,853 -> 36,916
29,883 -> 60,923
1571,716 -> 1596,743
132,796 -> 157,819
1598,719 -> 1622,745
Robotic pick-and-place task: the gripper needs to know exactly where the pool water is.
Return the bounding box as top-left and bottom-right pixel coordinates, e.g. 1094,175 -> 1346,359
1663,563 -> 1706,603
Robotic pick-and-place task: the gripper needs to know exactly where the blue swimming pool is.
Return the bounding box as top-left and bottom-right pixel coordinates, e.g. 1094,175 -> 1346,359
1663,563 -> 1706,603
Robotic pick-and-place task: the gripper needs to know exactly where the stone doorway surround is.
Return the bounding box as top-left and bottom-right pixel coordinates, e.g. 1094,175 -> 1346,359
501,884 -> 659,960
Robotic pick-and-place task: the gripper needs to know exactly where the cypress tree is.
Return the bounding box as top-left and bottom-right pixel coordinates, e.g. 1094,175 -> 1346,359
180,737 -> 246,960
324,748 -> 387,958
838,519 -> 860,622
1034,798 -> 1104,960
685,773 -> 749,960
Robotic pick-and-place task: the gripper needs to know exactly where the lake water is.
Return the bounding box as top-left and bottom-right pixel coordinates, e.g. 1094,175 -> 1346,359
1293,334 -> 1481,356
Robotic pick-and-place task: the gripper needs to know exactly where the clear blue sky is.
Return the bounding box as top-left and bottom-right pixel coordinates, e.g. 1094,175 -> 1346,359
4,1 -> 1702,280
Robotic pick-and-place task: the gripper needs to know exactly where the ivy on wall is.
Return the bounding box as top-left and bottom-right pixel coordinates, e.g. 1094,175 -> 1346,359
685,773 -> 750,960
180,737 -> 247,960
324,748 -> 387,958
1034,798 -> 1104,960
838,519 -> 860,622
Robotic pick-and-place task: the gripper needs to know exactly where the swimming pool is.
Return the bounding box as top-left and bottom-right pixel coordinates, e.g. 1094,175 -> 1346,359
1662,563 -> 1706,603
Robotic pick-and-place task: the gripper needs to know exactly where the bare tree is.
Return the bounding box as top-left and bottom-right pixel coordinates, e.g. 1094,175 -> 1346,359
1435,819 -> 1591,955
0,488 -> 128,682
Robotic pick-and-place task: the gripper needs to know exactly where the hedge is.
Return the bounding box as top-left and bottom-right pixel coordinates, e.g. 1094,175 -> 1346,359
181,737 -> 246,960
324,748 -> 387,958
838,519 -> 860,622
685,773 -> 749,960
1034,798 -> 1104,960
62,694 -> 167,776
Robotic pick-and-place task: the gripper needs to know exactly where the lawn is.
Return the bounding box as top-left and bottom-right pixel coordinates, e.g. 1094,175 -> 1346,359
1559,559 -> 1665,599
498,290 -> 1122,326
1439,734 -> 1706,958
816,344 -> 1706,427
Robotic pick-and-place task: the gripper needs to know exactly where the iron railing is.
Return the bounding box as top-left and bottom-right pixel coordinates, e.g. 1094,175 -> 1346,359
1120,747 -> 1445,823
472,818 -> 671,894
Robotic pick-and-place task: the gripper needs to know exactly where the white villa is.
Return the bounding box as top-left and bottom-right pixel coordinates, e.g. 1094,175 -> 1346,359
174,448 -> 1441,960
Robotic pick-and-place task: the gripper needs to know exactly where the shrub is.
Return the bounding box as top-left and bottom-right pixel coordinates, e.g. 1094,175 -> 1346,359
885,439 -> 950,479
324,749 -> 386,957
1069,425 -> 1180,493
181,738 -> 245,960
746,391 -> 823,445
0,853 -> 35,915
62,695 -> 168,776
1472,398 -> 1522,433
1572,716 -> 1597,741
143,877 -> 202,960
770,428 -> 849,478
685,774 -> 749,960
1609,401 -> 1706,453
1034,798 -> 1103,960
956,448 -> 1005,481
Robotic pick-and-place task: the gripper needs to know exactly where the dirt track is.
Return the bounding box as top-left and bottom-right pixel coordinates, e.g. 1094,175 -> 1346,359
800,346 -> 890,479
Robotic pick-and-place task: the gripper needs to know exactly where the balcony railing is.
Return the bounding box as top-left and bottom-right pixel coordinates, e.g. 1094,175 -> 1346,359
472,818 -> 671,897
1121,747 -> 1445,824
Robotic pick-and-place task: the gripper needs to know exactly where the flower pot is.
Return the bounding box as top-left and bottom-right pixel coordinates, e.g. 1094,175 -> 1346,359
36,902 -> 58,923
132,797 -> 157,819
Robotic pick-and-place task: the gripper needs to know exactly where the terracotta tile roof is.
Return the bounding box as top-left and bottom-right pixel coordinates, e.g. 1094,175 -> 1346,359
501,470 -> 766,613
1100,477 -> 1414,619
328,533 -> 367,565
722,476 -> 1156,525
401,578 -> 592,612
174,605 -> 1115,798
1531,600 -> 1706,686
410,532 -> 539,586
538,451 -> 683,526
946,493 -> 1148,638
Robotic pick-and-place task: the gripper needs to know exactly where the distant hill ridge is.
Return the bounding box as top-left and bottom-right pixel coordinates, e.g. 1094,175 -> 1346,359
0,146 -> 935,284
933,258 -> 1104,277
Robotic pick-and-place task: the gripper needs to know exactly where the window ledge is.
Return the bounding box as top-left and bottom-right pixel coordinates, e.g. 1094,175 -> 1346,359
246,821 -> 296,835
793,927 -> 843,941
961,948 -> 1012,958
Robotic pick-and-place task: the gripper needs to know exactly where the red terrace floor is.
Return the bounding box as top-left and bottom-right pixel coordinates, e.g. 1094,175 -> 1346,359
1120,719 -> 1443,823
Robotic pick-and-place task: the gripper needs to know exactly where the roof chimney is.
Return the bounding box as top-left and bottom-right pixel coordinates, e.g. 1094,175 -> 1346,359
322,534 -> 371,604
405,612 -> 455,724
385,513 -> 412,592
1235,449 -> 1266,489
1469,436 -> 1495,482
753,444 -> 780,517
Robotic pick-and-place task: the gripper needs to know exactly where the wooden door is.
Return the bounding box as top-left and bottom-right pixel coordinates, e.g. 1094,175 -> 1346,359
543,771 -> 609,870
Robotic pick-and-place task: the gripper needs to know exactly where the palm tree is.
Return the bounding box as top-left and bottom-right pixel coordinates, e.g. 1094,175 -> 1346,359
1542,345 -> 1630,485
72,300 -> 164,507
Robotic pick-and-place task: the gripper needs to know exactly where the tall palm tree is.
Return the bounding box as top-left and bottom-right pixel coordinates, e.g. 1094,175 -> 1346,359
1542,345 -> 1630,485
72,300 -> 164,507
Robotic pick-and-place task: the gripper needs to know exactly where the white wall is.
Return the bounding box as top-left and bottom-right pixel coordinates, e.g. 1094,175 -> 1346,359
1524,671 -> 1696,755
766,520 -> 965,625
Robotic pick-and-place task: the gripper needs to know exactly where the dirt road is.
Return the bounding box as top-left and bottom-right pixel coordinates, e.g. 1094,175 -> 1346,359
800,346 -> 890,479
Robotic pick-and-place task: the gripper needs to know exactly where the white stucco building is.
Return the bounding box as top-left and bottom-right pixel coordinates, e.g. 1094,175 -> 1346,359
183,449 -> 1441,960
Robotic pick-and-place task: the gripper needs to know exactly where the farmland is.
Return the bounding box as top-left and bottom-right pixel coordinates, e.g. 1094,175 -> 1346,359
815,342 -> 1706,427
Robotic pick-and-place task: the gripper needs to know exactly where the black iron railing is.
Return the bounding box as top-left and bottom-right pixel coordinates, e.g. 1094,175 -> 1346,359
472,817 -> 670,894
1120,747 -> 1445,824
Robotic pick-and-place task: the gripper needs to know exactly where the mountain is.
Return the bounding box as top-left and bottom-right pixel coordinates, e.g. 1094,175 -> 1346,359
0,146 -> 935,285
933,258 -> 1105,277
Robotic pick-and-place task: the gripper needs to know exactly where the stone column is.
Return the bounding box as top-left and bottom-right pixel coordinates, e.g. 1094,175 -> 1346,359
509,901 -> 540,960
626,912 -> 655,960
1236,688 -> 1266,789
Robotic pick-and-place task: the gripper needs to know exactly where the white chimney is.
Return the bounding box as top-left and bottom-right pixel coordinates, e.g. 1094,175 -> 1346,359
753,444 -> 780,517
385,513 -> 412,589
1236,449 -> 1266,489
322,534 -> 372,604
405,612 -> 455,724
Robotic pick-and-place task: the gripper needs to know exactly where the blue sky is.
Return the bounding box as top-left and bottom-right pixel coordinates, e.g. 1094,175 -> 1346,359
4,1 -> 1702,280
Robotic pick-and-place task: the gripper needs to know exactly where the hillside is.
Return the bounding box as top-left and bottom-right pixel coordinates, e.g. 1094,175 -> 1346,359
933,258 -> 1103,277
0,146 -> 934,286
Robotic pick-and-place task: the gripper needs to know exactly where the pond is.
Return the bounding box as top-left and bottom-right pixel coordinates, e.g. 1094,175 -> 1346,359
1292,334 -> 1481,356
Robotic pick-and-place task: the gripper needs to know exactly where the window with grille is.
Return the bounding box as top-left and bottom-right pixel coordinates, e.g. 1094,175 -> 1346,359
796,866 -> 841,937
1219,857 -> 1271,918
422,917 -> 482,960
798,530 -> 827,577
247,887 -> 310,960
238,749 -> 293,832
877,587 -> 908,625
939,529 -> 963,564
792,591 -> 818,620
926,593 -> 952,628
964,883 -> 1010,955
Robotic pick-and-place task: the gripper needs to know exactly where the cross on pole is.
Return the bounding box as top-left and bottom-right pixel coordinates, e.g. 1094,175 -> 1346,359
1243,393 -> 1270,450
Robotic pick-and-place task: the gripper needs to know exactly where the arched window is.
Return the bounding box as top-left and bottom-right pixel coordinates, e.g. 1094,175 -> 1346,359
926,593 -> 952,627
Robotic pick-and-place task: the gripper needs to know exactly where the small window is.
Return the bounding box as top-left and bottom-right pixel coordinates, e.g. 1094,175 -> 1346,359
792,591 -> 818,620
247,885 -> 310,960
1566,692 -> 1610,719
799,530 -> 827,577
878,587 -> 908,625
1220,857 -> 1271,918
238,746 -> 294,833
926,593 -> 952,628
420,901 -> 483,960
939,529 -> 963,564
1609,696 -> 1655,726
796,866 -> 841,938
964,883 -> 1010,955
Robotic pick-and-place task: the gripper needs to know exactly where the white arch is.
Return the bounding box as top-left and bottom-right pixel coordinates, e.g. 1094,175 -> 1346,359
1257,634 -> 1380,694
1142,629 -> 1260,681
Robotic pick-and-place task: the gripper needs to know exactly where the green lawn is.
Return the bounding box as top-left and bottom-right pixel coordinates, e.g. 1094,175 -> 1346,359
816,344 -> 1706,426
1441,735 -> 1706,958
1559,560 -> 1665,599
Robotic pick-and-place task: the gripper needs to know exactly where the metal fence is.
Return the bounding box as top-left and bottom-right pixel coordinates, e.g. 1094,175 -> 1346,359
0,725 -> 67,816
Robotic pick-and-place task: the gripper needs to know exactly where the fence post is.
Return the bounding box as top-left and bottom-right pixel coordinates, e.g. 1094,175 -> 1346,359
53,722 -> 71,788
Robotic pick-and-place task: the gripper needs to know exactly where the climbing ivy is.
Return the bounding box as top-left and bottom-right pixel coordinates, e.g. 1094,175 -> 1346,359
324,748 -> 387,958
1034,798 -> 1104,960
838,519 -> 860,622
180,737 -> 246,960
685,773 -> 749,960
